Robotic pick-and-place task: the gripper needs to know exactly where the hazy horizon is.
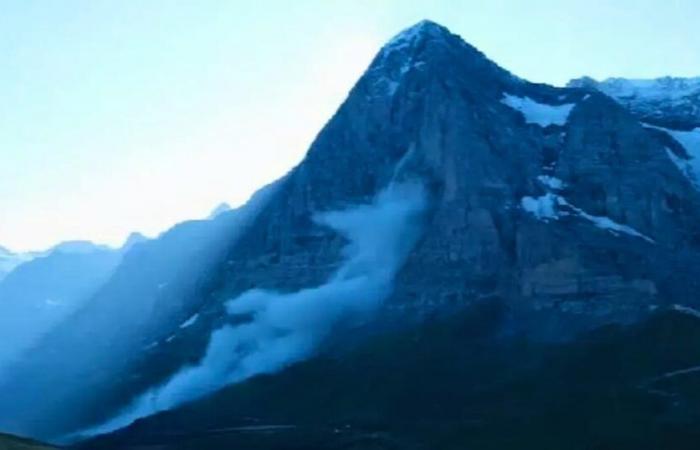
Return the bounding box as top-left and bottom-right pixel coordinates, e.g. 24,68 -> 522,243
3,0 -> 699,252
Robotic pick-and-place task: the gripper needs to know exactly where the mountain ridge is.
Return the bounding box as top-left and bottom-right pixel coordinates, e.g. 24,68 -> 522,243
568,75 -> 700,128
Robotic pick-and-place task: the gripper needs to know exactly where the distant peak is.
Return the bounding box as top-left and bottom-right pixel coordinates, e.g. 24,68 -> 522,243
567,76 -> 597,89
568,75 -> 700,128
123,232 -> 148,250
568,75 -> 700,93
208,202 -> 232,219
51,240 -> 111,255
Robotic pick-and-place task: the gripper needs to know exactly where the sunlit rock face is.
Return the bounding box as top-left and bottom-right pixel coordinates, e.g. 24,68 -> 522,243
4,20 -> 700,442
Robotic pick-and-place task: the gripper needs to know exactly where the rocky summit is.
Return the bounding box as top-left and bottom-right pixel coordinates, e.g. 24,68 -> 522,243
3,20 -> 700,449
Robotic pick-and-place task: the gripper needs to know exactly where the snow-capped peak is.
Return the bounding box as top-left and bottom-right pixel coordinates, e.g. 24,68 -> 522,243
571,76 -> 700,101
568,75 -> 700,127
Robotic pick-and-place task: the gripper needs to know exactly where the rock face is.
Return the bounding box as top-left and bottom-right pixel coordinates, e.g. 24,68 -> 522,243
4,20 -> 700,440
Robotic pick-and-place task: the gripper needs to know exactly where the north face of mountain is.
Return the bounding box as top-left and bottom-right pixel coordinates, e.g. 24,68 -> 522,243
92,19 -> 700,431
6,20 -> 700,442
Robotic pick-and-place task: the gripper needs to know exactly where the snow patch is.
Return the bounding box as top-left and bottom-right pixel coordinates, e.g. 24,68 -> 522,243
501,94 -> 575,127
179,313 -> 199,329
653,365 -> 700,381
521,194 -> 654,243
537,175 -> 565,190
644,124 -> 700,187
672,304 -> 700,319
569,203 -> 655,243
521,194 -> 559,220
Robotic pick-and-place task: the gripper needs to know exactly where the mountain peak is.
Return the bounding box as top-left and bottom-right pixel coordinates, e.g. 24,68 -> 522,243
380,19 -> 460,60
387,19 -> 452,45
122,232 -> 148,251
360,20 -> 514,101
208,202 -> 232,219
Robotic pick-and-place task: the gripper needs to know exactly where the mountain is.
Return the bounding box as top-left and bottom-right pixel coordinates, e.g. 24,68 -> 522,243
0,246 -> 40,282
49,240 -> 114,255
0,241 -> 125,372
568,76 -> 700,194
121,232 -> 148,251
568,76 -> 700,128
208,202 -> 232,219
0,240 -> 116,282
4,20 -> 700,447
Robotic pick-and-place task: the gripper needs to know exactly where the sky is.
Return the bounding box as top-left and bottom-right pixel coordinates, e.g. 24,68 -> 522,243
1,0 -> 699,252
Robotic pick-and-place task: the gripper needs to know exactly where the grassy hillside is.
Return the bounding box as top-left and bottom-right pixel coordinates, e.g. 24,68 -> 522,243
82,303 -> 700,450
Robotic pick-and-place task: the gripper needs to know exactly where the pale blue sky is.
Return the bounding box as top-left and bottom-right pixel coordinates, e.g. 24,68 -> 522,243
2,0 -> 699,251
